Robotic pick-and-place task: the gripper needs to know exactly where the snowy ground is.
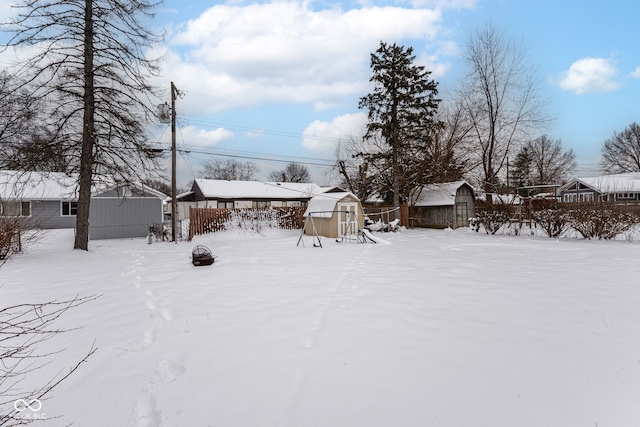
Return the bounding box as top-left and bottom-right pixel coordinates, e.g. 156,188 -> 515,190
2,227 -> 640,427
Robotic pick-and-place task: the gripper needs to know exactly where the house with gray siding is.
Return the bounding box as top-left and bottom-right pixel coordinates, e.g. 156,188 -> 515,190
559,173 -> 640,203
1,171 -> 166,240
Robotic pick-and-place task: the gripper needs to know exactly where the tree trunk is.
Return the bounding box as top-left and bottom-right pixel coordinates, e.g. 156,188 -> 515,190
74,0 -> 95,251
392,130 -> 401,221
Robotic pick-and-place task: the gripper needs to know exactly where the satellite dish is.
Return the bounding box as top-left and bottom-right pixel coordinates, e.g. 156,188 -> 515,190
157,102 -> 171,124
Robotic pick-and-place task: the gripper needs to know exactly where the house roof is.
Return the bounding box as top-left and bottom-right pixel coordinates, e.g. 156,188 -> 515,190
562,173 -> 640,194
193,179 -> 325,200
0,170 -> 165,200
413,181 -> 472,207
1,171 -> 80,200
304,192 -> 360,218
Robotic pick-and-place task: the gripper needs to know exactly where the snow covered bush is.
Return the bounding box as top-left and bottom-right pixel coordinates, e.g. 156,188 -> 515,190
532,208 -> 570,238
476,210 -> 511,235
566,208 -> 640,240
224,208 -> 280,233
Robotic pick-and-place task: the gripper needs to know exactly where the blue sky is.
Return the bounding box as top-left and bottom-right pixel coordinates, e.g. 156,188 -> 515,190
3,0 -> 639,187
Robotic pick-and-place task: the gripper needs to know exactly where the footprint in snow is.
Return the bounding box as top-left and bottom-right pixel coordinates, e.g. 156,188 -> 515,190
148,359 -> 186,391
160,309 -> 174,322
128,391 -> 161,427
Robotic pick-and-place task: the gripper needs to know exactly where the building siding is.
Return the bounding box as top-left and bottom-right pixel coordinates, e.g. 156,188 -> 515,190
410,184 -> 475,229
89,197 -> 163,240
30,200 -> 77,229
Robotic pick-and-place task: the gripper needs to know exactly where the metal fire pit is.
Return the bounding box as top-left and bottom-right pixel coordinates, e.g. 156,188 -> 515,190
192,245 -> 216,266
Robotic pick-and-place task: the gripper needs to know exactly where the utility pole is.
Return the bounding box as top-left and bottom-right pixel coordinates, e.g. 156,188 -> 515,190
170,82 -> 179,243
157,82 -> 180,243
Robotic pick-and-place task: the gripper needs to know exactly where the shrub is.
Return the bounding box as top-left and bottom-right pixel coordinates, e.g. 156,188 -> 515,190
532,208 -> 570,238
566,208 -> 640,240
476,210 -> 511,235
0,218 -> 23,262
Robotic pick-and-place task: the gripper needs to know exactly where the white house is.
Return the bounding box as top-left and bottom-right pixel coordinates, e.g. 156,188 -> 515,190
176,179 -> 334,221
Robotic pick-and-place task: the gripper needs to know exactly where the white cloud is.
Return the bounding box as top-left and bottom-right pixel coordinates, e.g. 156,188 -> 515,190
0,0 -> 13,23
161,1 -> 463,113
156,125 -> 234,148
557,57 -> 620,94
630,66 -> 640,79
302,112 -> 368,153
409,0 -> 478,8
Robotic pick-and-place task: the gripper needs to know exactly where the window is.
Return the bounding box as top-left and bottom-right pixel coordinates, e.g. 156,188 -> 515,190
616,192 -> 634,200
579,193 -> 594,202
252,201 -> 270,209
61,201 -> 78,216
217,201 -> 234,209
1,201 -> 31,217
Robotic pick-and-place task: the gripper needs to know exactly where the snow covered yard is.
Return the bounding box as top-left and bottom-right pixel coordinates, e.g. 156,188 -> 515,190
2,227 -> 640,427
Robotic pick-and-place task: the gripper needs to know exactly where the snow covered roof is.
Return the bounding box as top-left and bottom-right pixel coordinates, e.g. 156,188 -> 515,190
304,192 -> 359,218
0,171 -> 80,200
565,173 -> 640,193
413,181 -> 472,207
193,179 -> 324,199
0,170 -> 165,200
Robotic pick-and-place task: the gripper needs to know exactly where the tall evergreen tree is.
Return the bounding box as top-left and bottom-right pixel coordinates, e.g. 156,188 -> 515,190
1,0 -> 164,250
511,145 -> 535,194
358,42 -> 441,216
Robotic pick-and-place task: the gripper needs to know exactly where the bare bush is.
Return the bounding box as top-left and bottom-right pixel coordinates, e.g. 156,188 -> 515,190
566,208 -> 640,240
0,216 -> 37,265
0,295 -> 99,426
0,219 -> 21,262
532,208 -> 571,238
476,210 -> 512,234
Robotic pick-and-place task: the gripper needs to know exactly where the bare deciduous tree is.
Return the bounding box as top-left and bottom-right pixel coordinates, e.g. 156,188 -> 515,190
458,23 -> 552,200
511,135 -> 575,194
600,122 -> 640,173
267,163 -> 311,183
334,134 -> 378,203
1,0 -> 165,250
528,135 -> 576,185
202,158 -> 259,181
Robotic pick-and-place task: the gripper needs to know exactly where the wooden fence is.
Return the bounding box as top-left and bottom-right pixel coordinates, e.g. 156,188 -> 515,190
188,206 -> 306,239
362,204 -> 408,227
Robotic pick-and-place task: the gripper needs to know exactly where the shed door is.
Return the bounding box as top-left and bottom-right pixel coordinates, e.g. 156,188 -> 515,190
337,202 -> 358,237
455,202 -> 468,228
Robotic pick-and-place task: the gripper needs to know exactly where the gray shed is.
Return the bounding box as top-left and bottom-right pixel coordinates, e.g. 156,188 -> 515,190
89,184 -> 166,239
410,181 -> 475,229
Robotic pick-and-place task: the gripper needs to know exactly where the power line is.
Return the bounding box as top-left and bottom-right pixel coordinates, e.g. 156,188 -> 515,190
178,114 -> 359,145
176,147 -> 335,167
